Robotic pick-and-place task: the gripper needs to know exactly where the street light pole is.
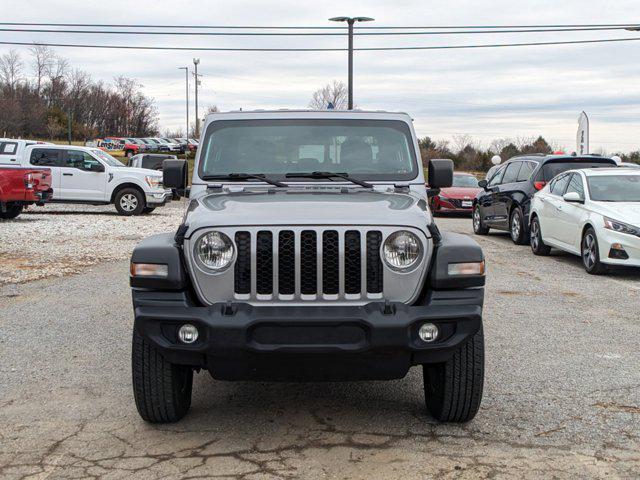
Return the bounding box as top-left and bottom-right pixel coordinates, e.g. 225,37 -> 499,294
178,67 -> 189,142
329,16 -> 374,110
193,58 -> 200,138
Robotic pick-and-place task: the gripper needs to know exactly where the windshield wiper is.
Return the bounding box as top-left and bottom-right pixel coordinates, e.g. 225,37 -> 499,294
284,171 -> 373,188
201,173 -> 287,188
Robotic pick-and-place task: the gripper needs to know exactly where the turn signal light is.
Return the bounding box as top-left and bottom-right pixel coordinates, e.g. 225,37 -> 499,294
130,263 -> 169,277
448,261 -> 485,276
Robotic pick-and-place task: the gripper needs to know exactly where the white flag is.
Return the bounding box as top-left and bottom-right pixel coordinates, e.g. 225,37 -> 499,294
577,112 -> 589,155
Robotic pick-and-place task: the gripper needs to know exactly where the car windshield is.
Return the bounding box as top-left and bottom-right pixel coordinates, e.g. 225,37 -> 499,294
587,175 -> 640,202
92,149 -> 124,167
452,175 -> 479,187
541,160 -> 615,181
198,119 -> 418,181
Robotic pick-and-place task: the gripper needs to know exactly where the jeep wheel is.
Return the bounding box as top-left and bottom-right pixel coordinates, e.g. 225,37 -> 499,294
115,188 -> 145,216
530,216 -> 551,256
0,204 -> 23,220
141,207 -> 156,214
582,227 -> 607,275
509,207 -> 528,245
132,329 -> 193,423
472,205 -> 489,235
423,327 -> 484,423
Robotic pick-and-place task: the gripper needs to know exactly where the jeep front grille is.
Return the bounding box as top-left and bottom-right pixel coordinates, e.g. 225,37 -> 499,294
233,228 -> 383,299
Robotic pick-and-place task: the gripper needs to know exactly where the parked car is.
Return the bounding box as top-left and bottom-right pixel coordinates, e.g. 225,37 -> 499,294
0,165 -> 53,219
20,145 -> 171,215
138,138 -> 158,152
176,138 -> 198,153
124,138 -> 148,154
127,153 -> 177,170
529,168 -> 640,274
162,138 -> 185,154
102,137 -> 143,158
0,139 -> 53,166
152,137 -> 181,153
430,172 -> 481,215
473,154 -> 617,244
129,109 -> 487,424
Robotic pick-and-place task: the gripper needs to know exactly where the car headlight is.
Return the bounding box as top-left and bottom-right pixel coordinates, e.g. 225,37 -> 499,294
195,231 -> 235,271
145,175 -> 162,188
604,217 -> 639,236
382,230 -> 423,270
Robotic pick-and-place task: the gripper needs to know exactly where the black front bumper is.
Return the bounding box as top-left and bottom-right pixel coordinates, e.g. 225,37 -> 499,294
133,288 -> 483,381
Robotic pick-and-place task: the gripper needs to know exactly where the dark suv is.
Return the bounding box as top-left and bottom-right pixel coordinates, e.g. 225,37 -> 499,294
473,154 -> 617,243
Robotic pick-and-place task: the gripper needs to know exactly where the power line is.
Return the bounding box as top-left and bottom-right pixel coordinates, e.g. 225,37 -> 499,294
0,21 -> 639,30
1,37 -> 640,52
1,26 -> 638,36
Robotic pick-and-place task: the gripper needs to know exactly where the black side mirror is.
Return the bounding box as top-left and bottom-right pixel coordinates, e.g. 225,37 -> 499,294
478,179 -> 488,189
163,159 -> 188,196
428,159 -> 454,189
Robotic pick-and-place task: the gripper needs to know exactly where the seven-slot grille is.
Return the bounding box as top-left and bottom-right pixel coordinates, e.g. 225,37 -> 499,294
233,229 -> 383,299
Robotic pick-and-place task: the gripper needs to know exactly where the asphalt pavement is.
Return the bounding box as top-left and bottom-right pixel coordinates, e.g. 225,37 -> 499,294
1,215 -> 639,479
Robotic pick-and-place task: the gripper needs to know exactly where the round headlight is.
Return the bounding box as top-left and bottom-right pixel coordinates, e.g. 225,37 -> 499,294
383,230 -> 422,270
195,231 -> 234,271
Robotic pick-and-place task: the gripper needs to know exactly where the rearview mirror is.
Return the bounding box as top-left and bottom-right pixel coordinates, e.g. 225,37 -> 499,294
428,159 -> 454,189
163,159 -> 188,194
478,179 -> 488,189
563,191 -> 583,203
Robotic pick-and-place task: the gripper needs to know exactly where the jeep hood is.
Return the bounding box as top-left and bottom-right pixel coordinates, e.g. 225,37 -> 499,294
183,189 -> 433,237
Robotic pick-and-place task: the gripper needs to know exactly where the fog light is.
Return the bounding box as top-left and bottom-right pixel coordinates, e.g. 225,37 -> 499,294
418,323 -> 439,343
178,324 -> 199,344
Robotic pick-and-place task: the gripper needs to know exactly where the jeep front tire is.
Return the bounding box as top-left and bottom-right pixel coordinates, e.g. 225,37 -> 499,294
132,330 -> 193,423
423,327 -> 484,422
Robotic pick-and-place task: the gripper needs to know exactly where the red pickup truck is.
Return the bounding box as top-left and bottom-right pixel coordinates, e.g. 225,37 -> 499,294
0,166 -> 53,219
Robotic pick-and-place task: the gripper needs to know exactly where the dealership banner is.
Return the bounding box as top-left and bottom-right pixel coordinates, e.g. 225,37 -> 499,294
577,111 -> 589,155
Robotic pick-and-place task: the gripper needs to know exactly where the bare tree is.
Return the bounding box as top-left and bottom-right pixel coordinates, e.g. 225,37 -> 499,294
45,116 -> 64,139
309,80 -> 349,110
452,134 -> 475,154
0,50 -> 24,90
30,44 -> 55,94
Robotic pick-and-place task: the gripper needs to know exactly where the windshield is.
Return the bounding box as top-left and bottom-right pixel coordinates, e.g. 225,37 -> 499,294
198,119 -> 418,181
452,175 -> 479,187
92,149 -> 124,167
541,160 -> 615,181
587,175 -> 640,202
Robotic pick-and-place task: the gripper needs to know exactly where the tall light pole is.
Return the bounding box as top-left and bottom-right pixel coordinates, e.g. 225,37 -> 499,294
329,16 -> 374,109
178,67 -> 189,142
193,58 -> 201,138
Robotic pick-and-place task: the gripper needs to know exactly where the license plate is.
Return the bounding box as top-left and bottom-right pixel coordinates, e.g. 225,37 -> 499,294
462,200 -> 472,207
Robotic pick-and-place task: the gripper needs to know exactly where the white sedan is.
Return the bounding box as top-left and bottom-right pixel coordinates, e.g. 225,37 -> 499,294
529,168 -> 640,274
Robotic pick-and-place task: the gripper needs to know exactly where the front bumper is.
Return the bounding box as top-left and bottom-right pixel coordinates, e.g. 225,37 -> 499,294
145,189 -> 172,206
599,228 -> 640,267
133,288 -> 483,381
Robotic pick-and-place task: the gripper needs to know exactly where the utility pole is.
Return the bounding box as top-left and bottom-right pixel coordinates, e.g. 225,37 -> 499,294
178,67 -> 189,142
193,58 -> 201,138
67,107 -> 72,145
329,16 -> 374,109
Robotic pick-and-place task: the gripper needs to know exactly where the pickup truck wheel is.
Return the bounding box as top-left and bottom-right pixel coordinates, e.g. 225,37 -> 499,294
115,188 -> 145,216
472,205 -> 489,235
0,204 -> 23,219
141,207 -> 156,214
423,326 -> 484,423
132,329 -> 193,423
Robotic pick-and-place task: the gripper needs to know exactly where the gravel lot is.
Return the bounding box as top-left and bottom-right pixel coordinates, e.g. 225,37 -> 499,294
0,201 -> 186,285
1,213 -> 639,479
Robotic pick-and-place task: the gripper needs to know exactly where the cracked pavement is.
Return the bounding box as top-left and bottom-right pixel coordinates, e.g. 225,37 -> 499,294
1,215 -> 639,479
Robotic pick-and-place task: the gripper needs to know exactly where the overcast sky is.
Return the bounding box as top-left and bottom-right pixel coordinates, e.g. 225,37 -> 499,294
2,0 -> 639,152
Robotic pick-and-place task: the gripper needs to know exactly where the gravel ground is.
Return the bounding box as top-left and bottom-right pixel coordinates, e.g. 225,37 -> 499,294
0,201 -> 186,285
1,215 -> 639,479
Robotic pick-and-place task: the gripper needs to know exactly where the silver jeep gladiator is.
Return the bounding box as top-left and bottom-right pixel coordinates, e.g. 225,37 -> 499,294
129,110 -> 486,423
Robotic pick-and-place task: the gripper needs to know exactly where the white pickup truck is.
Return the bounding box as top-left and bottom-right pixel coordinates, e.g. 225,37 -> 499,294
0,143 -> 171,215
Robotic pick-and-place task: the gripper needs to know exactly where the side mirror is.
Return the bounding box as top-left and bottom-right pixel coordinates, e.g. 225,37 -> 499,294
428,158 -> 454,189
90,163 -> 105,172
491,155 -> 502,166
163,159 -> 188,195
563,191 -> 583,203
478,179 -> 488,190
